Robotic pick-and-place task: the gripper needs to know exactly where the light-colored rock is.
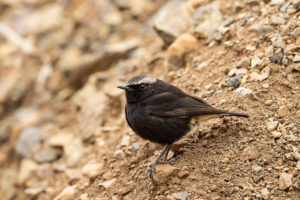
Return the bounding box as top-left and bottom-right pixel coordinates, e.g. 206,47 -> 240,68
293,55 -> 300,63
82,163 -> 103,179
153,0 -> 192,45
294,64 -> 300,71
120,135 -> 130,146
257,67 -> 270,81
242,146 -> 259,160
251,55 -> 261,68
49,133 -> 74,147
193,2 -> 222,38
236,68 -> 248,75
153,164 -> 179,184
54,186 -> 77,200
167,33 -> 198,69
271,16 -> 285,25
267,120 -> 278,131
272,131 -> 282,139
17,159 -> 38,184
16,127 -> 44,158
228,68 -> 237,77
265,99 -> 273,105
279,173 -> 293,190
270,0 -> 284,5
170,191 -> 188,200
132,143 -> 140,151
277,105 -> 289,117
261,188 -> 270,200
101,178 -> 117,189
33,147 -> 61,163
64,138 -> 84,167
235,87 -> 253,96
293,152 -> 300,161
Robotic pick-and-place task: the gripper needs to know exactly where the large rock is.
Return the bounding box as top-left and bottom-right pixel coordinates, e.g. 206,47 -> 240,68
82,163 -> 103,179
153,0 -> 193,46
193,2 -> 222,38
152,164 -> 179,184
242,146 -> 259,160
166,33 -> 198,69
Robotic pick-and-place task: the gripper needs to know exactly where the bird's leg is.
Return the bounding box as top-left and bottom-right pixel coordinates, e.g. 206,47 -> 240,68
149,144 -> 176,178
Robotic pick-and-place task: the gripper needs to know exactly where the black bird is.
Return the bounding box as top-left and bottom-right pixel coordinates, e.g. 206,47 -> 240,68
118,75 -> 249,178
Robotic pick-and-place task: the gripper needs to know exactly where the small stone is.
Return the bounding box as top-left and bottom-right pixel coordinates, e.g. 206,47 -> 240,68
225,76 -> 241,88
153,0 -> 192,45
296,161 -> 300,170
277,105 -> 289,117
17,159 -> 38,185
293,55 -> 300,63
214,31 -> 222,41
101,178 -> 116,189
262,83 -> 269,89
234,1 -> 243,12
279,173 -> 293,190
132,143 -> 140,151
153,164 -> 179,184
79,193 -> 89,200
265,100 -> 273,105
170,191 -> 188,200
267,120 -> 278,131
272,131 -> 282,139
261,188 -> 270,200
114,150 -> 123,156
293,152 -> 300,161
270,0 -> 284,5
271,16 -> 285,25
16,127 -> 44,158
33,147 -> 61,163
228,68 -> 237,77
54,186 -> 77,200
236,68 -> 248,75
235,87 -> 253,96
82,163 -> 103,179
65,169 -> 83,181
64,138 -> 84,167
49,134 -> 74,147
120,135 -> 130,146
251,55 -> 261,68
242,146 -> 259,160
24,187 -> 45,196
178,170 -> 189,179
193,2 -> 222,38
167,33 -> 198,69
293,64 -> 300,72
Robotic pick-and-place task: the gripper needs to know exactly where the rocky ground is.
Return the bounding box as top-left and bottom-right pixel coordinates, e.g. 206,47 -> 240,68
0,0 -> 300,199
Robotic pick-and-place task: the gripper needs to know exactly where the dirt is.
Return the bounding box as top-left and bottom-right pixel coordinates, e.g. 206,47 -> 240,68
0,0 -> 300,200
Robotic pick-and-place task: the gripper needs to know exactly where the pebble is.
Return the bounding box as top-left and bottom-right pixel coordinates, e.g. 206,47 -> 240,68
16,127 -> 44,158
293,55 -> 300,63
34,147 -> 61,163
132,143 -> 140,151
242,146 -> 259,160
278,173 -> 293,190
17,159 -> 38,185
272,131 -> 282,139
225,76 -> 241,88
49,134 -> 74,147
236,68 -> 248,75
270,0 -> 284,5
153,164 -> 179,184
261,188 -> 270,200
82,163 -> 103,179
193,2 -> 222,38
228,68 -> 237,77
24,187 -> 45,196
153,0 -> 192,45
170,191 -> 188,200
296,161 -> 300,170
54,185 -> 77,200
293,152 -> 300,161
267,120 -> 278,131
277,105 -> 289,117
167,33 -> 198,69
79,193 -> 89,200
293,64 -> 300,71
251,67 -> 270,81
265,99 -> 273,105
120,135 -> 130,146
271,16 -> 285,25
64,138 -> 84,167
251,55 -> 261,68
101,178 -> 117,189
235,87 -> 253,96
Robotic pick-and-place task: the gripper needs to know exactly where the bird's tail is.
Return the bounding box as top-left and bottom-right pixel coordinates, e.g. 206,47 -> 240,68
221,111 -> 249,118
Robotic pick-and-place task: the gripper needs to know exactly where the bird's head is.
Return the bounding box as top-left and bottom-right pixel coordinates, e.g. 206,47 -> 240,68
118,75 -> 157,103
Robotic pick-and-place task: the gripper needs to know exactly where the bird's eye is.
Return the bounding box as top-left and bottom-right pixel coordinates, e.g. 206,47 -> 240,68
139,84 -> 146,90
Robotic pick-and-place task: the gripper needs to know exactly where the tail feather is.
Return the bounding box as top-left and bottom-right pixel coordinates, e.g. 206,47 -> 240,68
222,111 -> 249,118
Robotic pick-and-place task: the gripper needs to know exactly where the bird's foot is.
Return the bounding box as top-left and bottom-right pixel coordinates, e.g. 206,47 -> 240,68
149,160 -> 177,179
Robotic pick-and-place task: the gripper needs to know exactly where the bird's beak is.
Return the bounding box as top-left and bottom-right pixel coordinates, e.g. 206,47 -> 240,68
117,84 -> 133,92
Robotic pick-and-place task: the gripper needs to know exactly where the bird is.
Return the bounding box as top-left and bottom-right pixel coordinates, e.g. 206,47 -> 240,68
118,75 -> 249,178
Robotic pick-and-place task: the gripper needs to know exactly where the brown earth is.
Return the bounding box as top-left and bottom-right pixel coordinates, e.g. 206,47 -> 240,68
0,0 -> 300,200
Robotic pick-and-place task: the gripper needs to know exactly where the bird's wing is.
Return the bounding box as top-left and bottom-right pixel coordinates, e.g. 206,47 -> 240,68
144,92 -> 224,118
